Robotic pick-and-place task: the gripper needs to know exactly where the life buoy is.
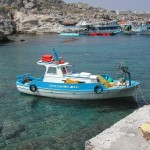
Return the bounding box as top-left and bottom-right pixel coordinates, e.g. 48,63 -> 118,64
94,85 -> 103,94
30,84 -> 37,92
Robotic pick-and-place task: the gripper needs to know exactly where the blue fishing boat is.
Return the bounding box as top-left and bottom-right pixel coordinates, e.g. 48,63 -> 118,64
88,21 -> 122,35
123,24 -> 150,35
60,32 -> 80,36
16,49 -> 140,100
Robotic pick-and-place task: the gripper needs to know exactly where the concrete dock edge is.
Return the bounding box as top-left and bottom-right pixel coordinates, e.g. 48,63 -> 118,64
85,105 -> 150,150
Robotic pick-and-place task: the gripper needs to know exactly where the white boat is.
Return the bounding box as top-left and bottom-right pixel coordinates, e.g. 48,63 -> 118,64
16,49 -> 140,100
60,26 -> 85,36
89,21 -> 122,35
123,24 -> 150,35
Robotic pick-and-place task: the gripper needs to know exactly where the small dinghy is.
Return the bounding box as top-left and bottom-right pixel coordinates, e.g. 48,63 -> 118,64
16,49 -> 140,100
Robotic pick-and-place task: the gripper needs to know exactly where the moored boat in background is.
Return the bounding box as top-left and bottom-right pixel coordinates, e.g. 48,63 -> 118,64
89,21 -> 122,35
88,32 -> 114,36
60,26 -> 87,36
123,21 -> 150,35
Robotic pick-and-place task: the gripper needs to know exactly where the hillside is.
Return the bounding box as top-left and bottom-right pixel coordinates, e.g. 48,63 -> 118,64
0,0 -> 149,35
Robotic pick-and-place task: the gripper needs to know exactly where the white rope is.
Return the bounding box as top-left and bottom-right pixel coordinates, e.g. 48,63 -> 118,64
135,86 -> 141,107
138,85 -> 149,105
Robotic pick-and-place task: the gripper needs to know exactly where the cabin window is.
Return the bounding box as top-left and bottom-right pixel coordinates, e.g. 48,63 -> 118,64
61,67 -> 67,74
47,67 -> 56,74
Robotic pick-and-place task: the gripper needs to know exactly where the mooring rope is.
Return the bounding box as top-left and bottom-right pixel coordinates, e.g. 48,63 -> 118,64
138,85 -> 149,105
135,86 -> 141,107
134,85 -> 149,107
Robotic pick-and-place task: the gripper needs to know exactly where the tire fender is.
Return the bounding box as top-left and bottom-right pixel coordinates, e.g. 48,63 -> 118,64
94,85 -> 103,94
30,84 -> 37,92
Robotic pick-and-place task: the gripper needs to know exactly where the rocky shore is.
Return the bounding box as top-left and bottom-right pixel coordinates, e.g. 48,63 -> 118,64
0,0 -> 150,38
0,31 -> 11,43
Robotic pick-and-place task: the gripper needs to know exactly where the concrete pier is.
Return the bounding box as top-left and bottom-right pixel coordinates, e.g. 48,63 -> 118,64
85,105 -> 150,150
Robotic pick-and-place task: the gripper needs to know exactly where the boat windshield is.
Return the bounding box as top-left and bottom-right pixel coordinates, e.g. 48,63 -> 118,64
65,66 -> 74,74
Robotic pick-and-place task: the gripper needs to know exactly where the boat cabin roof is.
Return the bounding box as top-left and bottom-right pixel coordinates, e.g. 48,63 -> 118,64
37,60 -> 70,67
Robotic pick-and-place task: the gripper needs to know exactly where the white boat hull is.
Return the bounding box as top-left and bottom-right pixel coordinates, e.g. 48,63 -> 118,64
16,84 -> 139,100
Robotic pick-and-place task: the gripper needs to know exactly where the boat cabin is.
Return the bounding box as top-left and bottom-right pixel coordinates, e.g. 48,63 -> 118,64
37,55 -> 98,84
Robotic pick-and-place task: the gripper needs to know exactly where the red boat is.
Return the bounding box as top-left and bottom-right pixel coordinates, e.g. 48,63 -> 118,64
88,32 -> 97,36
97,32 -> 111,36
88,32 -> 113,36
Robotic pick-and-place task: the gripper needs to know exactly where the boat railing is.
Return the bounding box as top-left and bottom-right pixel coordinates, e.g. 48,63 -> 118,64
16,73 -> 31,80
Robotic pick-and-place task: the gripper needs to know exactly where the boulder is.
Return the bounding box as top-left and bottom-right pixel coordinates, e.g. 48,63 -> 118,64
0,9 -> 16,35
14,11 -> 24,21
40,16 -> 58,22
30,8 -> 38,14
0,31 -> 11,43
61,19 -> 77,26
25,2 -> 35,9
38,16 -> 59,26
36,22 -> 63,34
14,0 -> 24,7
19,15 -> 38,32
21,16 -> 38,25
0,9 -> 11,19
0,0 -> 14,6
73,3 -> 90,9
1,120 -> 25,139
23,0 -> 28,5
41,9 -> 51,14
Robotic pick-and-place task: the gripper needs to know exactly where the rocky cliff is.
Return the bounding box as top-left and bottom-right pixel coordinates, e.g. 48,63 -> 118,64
0,0 -> 65,34
0,0 -> 64,9
0,0 -> 149,35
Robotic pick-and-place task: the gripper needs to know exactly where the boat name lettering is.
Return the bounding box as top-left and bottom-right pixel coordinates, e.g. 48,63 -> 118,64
49,85 -> 79,88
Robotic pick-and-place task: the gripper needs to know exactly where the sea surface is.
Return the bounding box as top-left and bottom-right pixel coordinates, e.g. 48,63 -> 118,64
0,34 -> 150,150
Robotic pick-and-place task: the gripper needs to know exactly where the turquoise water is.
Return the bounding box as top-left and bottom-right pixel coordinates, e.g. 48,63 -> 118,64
0,34 -> 150,149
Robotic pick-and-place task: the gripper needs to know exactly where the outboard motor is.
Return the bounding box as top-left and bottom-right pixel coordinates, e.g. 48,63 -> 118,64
117,61 -> 131,86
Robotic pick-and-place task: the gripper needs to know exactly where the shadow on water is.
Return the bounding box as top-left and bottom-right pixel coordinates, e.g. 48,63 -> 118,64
16,94 -> 140,150
26,94 -> 139,110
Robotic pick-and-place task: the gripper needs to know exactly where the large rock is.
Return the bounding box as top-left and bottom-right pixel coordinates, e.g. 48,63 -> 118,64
38,0 -> 64,4
0,0 -> 14,6
74,3 -> 90,10
1,120 -> 25,139
0,0 -> 64,8
21,16 -> 38,25
38,16 -> 59,26
0,9 -> 11,19
61,19 -> 77,26
25,2 -> 35,9
36,22 -> 63,34
14,0 -> 24,7
19,16 -> 38,33
0,9 -> 16,35
0,31 -> 11,43
23,0 -> 28,5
